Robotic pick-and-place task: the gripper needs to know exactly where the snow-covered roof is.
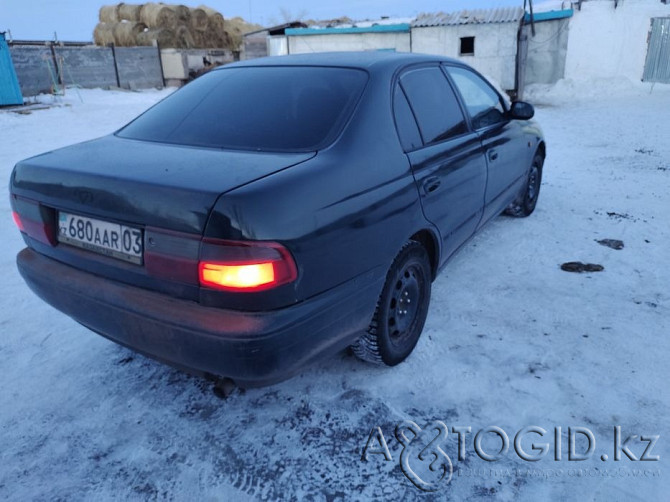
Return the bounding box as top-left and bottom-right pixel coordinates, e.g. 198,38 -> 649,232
412,7 -> 525,27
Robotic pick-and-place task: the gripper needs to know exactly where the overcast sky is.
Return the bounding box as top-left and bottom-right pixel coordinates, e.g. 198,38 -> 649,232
2,0 -> 524,41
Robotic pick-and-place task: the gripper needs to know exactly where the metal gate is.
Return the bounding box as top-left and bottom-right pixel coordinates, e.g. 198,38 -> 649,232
643,17 -> 670,84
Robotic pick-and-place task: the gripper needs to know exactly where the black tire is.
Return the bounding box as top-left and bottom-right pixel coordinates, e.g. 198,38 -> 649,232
352,241 -> 431,366
505,153 -> 544,217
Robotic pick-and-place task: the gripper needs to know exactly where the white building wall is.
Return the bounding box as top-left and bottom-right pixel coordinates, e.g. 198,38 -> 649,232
411,23 -> 520,90
287,32 -> 411,54
524,18 -> 571,85
565,0 -> 670,81
268,36 -> 288,56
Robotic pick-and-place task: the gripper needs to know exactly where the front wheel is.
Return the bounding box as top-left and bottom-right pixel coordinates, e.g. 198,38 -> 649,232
352,241 -> 431,366
505,153 -> 544,217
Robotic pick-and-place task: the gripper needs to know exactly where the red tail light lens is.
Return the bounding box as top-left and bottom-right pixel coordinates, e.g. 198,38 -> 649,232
12,211 -> 24,232
199,239 -> 297,292
200,262 -> 276,289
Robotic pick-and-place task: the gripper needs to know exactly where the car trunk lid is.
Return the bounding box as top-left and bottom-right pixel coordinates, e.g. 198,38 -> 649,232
11,134 -> 315,234
10,135 -> 315,302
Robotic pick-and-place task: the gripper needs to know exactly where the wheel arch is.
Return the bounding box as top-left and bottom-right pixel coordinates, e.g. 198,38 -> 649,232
409,229 -> 439,281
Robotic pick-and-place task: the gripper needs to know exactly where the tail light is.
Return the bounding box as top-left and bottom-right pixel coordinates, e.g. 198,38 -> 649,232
12,211 -> 24,232
199,239 -> 297,292
10,198 -> 56,245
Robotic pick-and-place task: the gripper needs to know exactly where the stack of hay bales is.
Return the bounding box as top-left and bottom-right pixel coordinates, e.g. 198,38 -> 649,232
224,16 -> 260,50
93,3 -> 259,49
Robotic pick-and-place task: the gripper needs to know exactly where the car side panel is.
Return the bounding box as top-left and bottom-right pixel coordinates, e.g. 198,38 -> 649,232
202,72 -> 431,308
407,134 -> 487,263
201,156 -> 422,309
478,120 -> 531,225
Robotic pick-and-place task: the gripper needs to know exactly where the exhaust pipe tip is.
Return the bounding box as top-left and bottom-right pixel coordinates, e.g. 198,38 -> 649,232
212,377 -> 236,399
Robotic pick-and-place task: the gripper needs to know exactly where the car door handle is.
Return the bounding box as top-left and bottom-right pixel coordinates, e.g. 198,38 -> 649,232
423,177 -> 441,194
488,149 -> 499,162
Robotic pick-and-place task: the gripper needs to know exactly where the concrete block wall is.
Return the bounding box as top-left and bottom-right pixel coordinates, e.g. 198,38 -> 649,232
9,43 -> 164,96
54,46 -> 117,89
116,46 -> 164,89
8,46 -> 55,96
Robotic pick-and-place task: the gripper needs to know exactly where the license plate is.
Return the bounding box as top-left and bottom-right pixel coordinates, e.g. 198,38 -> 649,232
58,212 -> 143,265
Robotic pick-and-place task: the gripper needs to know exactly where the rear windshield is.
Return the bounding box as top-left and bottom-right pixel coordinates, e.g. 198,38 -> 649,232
117,66 -> 368,152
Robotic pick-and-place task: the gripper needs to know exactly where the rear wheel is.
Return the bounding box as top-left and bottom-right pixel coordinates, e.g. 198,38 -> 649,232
505,153 -> 544,217
352,241 -> 431,366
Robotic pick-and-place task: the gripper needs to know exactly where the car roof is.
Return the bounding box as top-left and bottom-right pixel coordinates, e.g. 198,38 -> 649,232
220,51 -> 461,72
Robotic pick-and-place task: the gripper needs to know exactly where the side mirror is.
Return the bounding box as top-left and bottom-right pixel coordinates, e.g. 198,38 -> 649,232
509,101 -> 535,120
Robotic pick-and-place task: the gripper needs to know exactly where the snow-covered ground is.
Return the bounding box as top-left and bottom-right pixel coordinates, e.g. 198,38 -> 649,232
1,81 -> 668,501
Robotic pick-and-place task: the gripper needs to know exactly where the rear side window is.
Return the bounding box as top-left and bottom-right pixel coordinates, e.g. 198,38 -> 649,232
399,67 -> 468,146
446,66 -> 506,130
393,86 -> 422,152
117,66 -> 368,152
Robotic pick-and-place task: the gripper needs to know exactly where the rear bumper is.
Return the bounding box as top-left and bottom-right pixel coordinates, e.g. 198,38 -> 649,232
17,248 -> 383,387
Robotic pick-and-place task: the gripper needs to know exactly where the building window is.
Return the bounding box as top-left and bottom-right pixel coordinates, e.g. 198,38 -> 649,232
460,36 -> 475,56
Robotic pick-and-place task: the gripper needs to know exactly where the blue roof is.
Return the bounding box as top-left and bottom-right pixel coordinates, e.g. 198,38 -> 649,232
524,9 -> 573,23
286,24 -> 411,36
